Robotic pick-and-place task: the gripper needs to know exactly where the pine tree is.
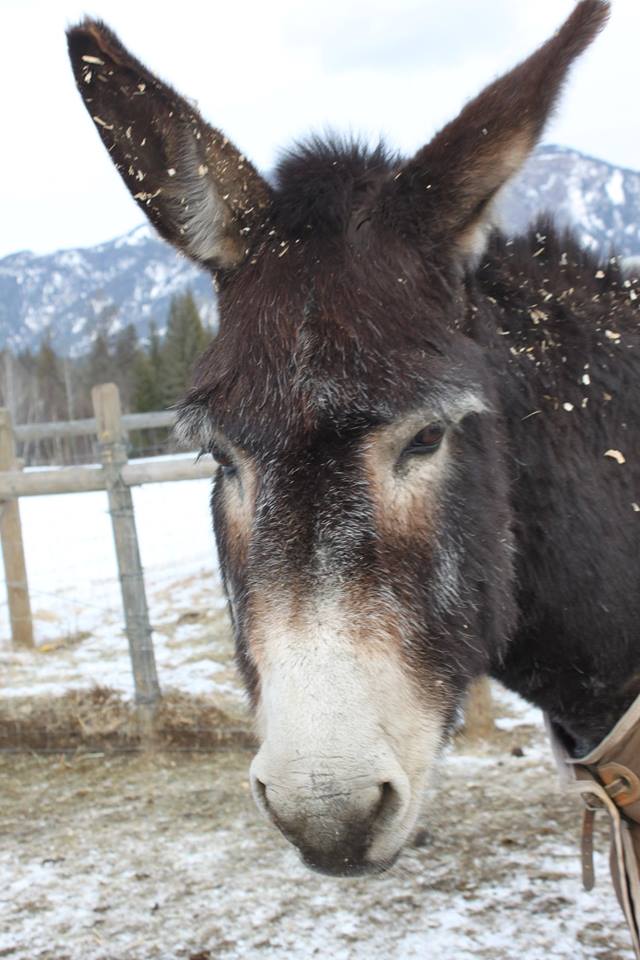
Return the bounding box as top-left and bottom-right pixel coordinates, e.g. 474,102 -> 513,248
34,338 -> 68,460
131,320 -> 164,413
148,319 -> 163,379
15,349 -> 38,425
132,352 -> 163,412
36,337 -> 66,420
113,323 -> 140,411
161,291 -> 210,406
85,333 -> 114,390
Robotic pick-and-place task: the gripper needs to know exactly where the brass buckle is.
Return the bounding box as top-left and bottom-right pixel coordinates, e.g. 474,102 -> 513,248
598,763 -> 640,807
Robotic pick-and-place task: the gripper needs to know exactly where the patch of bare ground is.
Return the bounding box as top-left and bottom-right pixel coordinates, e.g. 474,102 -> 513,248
0,716 -> 634,960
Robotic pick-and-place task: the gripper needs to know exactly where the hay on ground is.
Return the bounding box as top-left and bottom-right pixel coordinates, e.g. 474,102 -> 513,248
0,686 -> 254,752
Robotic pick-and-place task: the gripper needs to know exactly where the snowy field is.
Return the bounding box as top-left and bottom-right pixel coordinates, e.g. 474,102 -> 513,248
0,480 -> 634,958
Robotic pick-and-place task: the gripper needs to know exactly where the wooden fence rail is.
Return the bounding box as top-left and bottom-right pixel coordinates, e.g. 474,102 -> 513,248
0,457 -> 214,498
13,409 -> 176,442
0,385 -> 215,726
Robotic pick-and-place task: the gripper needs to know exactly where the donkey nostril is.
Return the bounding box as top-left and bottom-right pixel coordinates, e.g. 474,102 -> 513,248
250,773 -> 270,816
376,780 -> 403,825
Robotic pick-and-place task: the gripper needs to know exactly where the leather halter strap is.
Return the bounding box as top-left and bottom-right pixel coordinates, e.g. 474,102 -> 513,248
550,692 -> 640,959
572,772 -> 640,957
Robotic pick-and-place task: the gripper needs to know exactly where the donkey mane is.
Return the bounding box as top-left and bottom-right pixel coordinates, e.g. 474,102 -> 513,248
276,134 -> 638,301
480,222 -> 638,307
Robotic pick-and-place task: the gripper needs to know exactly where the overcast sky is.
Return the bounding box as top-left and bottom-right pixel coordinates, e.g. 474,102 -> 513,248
2,0 -> 638,259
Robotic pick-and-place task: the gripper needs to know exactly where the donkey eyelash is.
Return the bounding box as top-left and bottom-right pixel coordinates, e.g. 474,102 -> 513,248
207,442 -> 238,475
195,446 -> 216,464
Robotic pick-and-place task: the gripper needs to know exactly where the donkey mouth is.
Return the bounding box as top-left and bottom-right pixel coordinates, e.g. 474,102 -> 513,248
265,800 -> 405,878
299,848 -> 400,878
273,814 -> 402,878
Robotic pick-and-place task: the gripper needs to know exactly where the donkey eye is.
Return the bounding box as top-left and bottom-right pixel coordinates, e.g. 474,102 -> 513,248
210,444 -> 237,476
405,423 -> 445,455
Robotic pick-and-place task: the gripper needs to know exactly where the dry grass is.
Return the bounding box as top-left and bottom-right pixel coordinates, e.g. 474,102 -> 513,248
0,686 -> 254,752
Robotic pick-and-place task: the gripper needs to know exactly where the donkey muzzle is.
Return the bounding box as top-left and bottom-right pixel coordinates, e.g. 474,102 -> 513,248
249,749 -> 411,875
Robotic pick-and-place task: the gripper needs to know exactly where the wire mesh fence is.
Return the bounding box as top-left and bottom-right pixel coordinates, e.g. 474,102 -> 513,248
15,425 -> 178,467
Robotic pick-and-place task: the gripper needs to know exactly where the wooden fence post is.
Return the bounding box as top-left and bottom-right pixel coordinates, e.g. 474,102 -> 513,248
91,384 -> 160,729
463,677 -> 496,740
0,409 -> 34,648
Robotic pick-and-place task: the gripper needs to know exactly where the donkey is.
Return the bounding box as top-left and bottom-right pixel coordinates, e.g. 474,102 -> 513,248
67,0 -> 640,881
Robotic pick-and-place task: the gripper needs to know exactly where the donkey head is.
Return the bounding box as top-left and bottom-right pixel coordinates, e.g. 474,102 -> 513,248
68,1 -> 609,876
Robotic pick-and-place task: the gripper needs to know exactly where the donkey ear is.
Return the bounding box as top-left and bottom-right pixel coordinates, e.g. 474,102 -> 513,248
386,0 -> 610,264
67,20 -> 272,270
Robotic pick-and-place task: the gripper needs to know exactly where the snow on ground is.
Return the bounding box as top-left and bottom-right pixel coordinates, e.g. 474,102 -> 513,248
0,482 -> 635,958
0,699 -> 633,960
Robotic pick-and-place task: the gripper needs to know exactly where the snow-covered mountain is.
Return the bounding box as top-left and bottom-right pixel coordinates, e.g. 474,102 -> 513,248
1,144 -> 639,355
499,145 -> 640,258
0,225 -> 217,356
